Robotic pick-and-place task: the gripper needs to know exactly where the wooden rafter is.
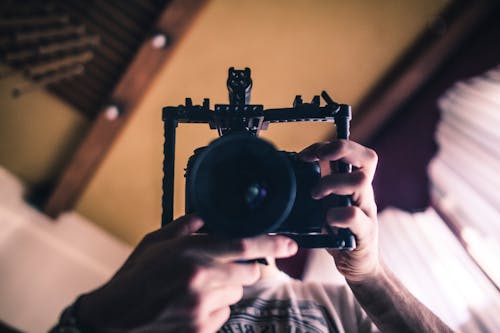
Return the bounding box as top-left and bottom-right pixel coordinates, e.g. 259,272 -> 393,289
42,0 -> 209,218
350,0 -> 497,144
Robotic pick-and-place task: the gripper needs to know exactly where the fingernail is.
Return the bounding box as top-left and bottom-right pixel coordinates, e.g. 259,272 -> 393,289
187,217 -> 204,232
287,240 -> 298,254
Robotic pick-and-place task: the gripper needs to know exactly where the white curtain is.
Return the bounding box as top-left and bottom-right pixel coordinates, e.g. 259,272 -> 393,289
429,65 -> 500,288
304,207 -> 500,332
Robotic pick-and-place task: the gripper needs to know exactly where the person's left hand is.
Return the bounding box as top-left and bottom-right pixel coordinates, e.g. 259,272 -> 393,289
299,140 -> 380,282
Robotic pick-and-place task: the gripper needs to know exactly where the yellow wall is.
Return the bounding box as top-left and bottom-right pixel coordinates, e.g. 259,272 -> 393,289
75,0 -> 448,244
0,66 -> 88,188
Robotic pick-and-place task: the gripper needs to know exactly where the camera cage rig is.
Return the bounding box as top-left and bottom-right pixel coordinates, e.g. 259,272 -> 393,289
162,67 -> 356,249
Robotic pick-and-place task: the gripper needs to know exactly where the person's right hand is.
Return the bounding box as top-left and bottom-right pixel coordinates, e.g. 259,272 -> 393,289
76,215 -> 298,333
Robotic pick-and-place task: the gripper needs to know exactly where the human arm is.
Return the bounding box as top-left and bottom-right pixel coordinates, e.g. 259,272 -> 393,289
300,140 -> 454,333
347,261 -> 454,333
57,215 -> 298,333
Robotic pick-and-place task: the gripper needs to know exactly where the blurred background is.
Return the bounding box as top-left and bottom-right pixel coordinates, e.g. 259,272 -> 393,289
0,0 -> 499,332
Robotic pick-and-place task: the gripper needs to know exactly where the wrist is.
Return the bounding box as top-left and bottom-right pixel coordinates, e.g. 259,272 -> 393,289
345,260 -> 384,285
77,289 -> 112,330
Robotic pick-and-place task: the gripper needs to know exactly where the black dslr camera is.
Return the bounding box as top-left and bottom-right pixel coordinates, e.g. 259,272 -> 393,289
162,67 -> 355,250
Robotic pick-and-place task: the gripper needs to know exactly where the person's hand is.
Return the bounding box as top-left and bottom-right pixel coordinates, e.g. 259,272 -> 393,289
77,215 -> 298,333
299,140 -> 379,283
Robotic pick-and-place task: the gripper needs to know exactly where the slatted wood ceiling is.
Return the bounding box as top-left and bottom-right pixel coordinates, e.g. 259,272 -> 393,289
46,0 -> 171,118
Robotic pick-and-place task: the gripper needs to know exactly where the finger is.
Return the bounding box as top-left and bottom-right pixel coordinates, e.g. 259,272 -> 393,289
145,214 -> 204,243
190,262 -> 260,289
297,142 -> 328,161
301,140 -> 378,176
185,235 -> 298,262
311,170 -> 369,199
199,285 -> 243,317
326,206 -> 372,236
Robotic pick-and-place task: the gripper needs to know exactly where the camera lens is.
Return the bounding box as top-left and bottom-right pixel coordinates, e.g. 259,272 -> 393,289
187,133 -> 296,238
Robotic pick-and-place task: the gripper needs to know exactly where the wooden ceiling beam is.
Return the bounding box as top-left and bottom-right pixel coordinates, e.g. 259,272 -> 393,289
42,0 -> 209,218
350,0 -> 497,144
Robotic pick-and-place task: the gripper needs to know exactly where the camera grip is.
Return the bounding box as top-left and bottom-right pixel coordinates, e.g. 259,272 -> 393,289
324,106 -> 356,250
323,160 -> 356,251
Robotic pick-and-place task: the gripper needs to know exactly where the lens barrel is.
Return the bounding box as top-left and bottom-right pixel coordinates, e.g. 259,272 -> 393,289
186,134 -> 297,238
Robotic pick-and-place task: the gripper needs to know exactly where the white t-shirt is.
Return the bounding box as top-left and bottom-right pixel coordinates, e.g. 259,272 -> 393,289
219,271 -> 380,333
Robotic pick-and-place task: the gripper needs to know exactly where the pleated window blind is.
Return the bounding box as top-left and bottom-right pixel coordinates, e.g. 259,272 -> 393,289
429,65 -> 500,288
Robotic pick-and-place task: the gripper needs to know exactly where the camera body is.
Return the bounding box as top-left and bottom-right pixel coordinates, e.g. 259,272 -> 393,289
162,67 -> 356,249
185,138 -> 324,238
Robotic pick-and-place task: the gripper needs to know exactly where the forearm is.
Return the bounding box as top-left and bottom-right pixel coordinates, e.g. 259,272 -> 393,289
347,262 -> 454,333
